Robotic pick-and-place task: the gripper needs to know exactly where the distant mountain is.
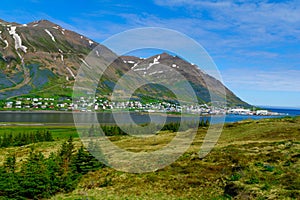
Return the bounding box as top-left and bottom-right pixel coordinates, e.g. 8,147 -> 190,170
120,53 -> 248,106
0,19 -> 249,106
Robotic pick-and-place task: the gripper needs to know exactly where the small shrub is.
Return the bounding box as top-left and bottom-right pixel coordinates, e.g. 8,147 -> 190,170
245,176 -> 259,184
230,173 -> 241,181
263,165 -> 274,172
261,183 -> 271,191
254,162 -> 264,167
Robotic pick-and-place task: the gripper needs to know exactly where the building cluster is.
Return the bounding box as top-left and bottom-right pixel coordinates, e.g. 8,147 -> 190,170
4,97 -> 57,110
1,96 -> 218,114
227,108 -> 282,116
1,96 -> 283,116
2,96 -> 185,112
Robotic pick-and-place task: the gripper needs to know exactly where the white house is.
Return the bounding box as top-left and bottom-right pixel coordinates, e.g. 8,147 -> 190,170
5,102 -> 13,108
256,110 -> 269,115
229,108 -> 251,115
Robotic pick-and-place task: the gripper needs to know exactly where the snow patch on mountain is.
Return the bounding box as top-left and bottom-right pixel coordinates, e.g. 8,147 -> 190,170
8,26 -> 27,53
133,67 -> 146,71
66,67 -> 75,79
44,29 -> 56,42
149,71 -> 158,76
58,49 -> 64,62
131,63 -> 139,69
149,70 -> 163,76
172,64 -> 179,68
80,58 -> 91,69
3,40 -> 9,49
148,55 -> 160,69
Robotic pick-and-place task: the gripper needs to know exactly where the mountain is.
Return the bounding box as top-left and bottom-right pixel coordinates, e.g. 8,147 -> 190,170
0,19 -> 104,98
0,19 -> 249,107
120,53 -> 247,106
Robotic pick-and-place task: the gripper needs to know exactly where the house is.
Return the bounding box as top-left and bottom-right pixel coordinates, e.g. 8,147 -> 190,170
256,110 -> 269,115
229,108 -> 251,115
5,102 -> 13,108
57,103 -> 65,108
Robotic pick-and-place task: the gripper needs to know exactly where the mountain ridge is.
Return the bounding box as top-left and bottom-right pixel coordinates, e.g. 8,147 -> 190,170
0,18 -> 249,107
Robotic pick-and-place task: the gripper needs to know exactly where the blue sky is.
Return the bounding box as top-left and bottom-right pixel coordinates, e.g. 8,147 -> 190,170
1,0 -> 299,107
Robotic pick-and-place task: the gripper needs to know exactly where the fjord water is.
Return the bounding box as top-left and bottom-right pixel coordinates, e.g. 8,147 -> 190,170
0,108 -> 298,124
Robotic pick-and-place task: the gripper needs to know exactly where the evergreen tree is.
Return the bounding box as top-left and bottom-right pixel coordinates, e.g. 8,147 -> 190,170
57,136 -> 76,188
4,154 -> 16,173
199,119 -> 205,127
72,145 -> 104,175
205,119 -> 210,127
0,165 -> 22,199
45,152 -> 61,195
1,133 -> 9,147
19,150 -> 52,199
45,130 -> 54,141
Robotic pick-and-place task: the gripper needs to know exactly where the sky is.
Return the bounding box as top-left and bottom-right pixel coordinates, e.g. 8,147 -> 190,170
0,0 -> 299,107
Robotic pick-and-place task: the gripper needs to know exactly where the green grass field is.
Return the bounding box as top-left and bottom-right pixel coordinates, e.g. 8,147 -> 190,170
0,116 -> 299,199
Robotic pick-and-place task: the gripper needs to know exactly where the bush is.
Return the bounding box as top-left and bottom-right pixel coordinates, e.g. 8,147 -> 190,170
0,138 -> 104,199
0,130 -> 54,148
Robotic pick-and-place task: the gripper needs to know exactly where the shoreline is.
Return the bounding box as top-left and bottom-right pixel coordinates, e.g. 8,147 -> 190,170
0,110 -> 290,117
0,116 -> 297,127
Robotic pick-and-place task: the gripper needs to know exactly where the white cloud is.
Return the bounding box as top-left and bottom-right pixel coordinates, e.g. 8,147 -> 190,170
222,68 -> 300,92
154,0 -> 300,43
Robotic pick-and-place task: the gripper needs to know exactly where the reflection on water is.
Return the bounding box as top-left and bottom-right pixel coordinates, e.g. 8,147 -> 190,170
0,111 -> 291,124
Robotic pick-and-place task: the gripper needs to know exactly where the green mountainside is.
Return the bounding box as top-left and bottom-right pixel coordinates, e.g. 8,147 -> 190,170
0,19 -> 249,106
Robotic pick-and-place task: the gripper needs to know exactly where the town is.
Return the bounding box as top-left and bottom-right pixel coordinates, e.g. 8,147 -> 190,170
0,96 -> 283,116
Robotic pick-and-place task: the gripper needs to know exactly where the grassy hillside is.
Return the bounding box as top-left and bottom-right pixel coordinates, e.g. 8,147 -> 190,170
0,116 -> 299,199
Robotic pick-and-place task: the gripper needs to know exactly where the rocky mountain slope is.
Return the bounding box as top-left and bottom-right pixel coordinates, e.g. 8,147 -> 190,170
0,19 -> 248,106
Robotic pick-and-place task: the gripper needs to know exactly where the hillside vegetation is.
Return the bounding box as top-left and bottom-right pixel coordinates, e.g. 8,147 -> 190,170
0,116 -> 299,199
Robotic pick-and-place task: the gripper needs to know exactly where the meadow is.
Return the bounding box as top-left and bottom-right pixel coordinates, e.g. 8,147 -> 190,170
0,116 -> 299,199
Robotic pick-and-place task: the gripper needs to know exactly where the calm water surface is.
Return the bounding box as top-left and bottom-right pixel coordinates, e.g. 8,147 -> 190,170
0,108 -> 298,124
